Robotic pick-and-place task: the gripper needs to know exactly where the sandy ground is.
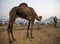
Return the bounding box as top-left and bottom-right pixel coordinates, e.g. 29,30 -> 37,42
0,24 -> 60,44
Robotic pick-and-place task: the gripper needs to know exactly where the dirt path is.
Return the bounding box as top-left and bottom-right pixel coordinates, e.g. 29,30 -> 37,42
0,25 -> 60,44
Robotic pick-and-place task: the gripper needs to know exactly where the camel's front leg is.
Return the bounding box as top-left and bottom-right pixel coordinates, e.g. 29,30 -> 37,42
26,20 -> 31,38
30,19 -> 34,38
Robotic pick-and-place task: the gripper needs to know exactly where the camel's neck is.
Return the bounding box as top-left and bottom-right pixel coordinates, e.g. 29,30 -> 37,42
29,7 -> 41,21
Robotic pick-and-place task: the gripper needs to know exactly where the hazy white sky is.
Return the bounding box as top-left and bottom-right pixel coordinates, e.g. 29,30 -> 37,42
0,0 -> 60,20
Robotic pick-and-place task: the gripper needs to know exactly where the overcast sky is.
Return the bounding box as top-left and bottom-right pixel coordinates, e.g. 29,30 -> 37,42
0,0 -> 60,20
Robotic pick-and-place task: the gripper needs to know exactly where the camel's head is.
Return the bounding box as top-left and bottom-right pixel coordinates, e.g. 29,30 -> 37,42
38,16 -> 42,21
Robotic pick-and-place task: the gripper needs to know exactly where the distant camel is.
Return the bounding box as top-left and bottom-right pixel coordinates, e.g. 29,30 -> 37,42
7,3 -> 42,43
54,16 -> 58,28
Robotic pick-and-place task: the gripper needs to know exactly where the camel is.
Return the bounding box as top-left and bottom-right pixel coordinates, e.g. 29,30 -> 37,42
7,3 -> 42,43
54,16 -> 58,28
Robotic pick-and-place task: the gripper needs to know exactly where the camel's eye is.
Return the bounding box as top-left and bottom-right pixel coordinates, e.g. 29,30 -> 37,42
39,16 -> 42,19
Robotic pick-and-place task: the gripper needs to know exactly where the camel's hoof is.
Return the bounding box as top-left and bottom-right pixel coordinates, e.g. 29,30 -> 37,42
9,41 -> 13,43
26,36 -> 29,38
31,36 -> 35,39
13,39 -> 16,41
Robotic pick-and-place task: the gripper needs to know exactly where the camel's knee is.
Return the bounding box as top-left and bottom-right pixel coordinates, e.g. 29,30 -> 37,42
7,25 -> 12,33
7,29 -> 10,34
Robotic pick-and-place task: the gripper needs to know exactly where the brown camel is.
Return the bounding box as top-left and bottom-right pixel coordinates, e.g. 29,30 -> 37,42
54,16 -> 58,28
7,3 -> 42,43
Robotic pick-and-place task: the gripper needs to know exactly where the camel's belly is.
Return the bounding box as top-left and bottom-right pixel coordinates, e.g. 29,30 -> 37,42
16,10 -> 32,20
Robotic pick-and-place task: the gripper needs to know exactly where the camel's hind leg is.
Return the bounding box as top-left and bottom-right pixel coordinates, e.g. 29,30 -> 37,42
7,16 -> 15,43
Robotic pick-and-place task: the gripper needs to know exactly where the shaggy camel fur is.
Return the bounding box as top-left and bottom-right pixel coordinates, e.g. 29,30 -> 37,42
7,3 -> 42,43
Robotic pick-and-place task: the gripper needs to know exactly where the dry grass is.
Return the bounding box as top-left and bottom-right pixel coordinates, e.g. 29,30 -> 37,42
0,24 -> 60,44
